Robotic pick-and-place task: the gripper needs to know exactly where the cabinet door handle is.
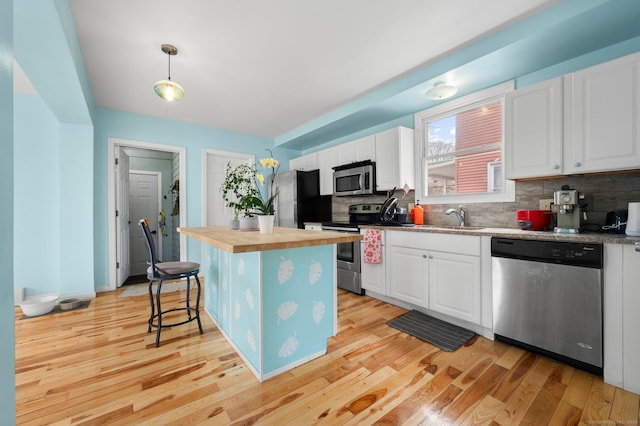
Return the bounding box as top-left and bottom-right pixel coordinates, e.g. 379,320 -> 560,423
428,255 -> 433,259
574,162 -> 582,167
553,164 -> 560,170
635,242 -> 640,252
422,254 -> 427,259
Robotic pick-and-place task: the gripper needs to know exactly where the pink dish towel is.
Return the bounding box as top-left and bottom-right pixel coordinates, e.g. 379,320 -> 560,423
363,229 -> 382,264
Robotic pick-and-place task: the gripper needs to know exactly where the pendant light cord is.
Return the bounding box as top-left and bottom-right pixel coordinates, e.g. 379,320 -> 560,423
167,52 -> 172,81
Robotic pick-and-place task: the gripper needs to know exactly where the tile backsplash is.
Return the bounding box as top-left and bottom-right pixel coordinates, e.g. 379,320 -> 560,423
332,171 -> 640,229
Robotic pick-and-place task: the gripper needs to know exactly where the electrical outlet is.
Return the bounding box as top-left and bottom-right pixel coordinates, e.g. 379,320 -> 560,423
539,199 -> 553,210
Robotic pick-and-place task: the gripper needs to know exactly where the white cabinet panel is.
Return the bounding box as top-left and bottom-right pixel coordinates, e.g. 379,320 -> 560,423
318,146 -> 338,195
361,230 -> 386,295
429,251 -> 481,324
354,135 -> 376,162
622,243 -> 640,394
505,77 -> 563,179
375,127 -> 415,191
337,141 -> 356,166
289,153 -> 318,171
565,53 -> 640,174
388,245 -> 428,306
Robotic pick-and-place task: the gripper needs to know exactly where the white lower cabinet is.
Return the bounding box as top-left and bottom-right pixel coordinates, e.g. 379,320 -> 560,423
429,251 -> 481,324
388,246 -> 428,306
385,231 -> 482,325
360,230 -> 386,295
622,243 -> 640,394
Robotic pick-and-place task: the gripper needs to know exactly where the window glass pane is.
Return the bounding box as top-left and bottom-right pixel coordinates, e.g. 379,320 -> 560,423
425,102 -> 502,196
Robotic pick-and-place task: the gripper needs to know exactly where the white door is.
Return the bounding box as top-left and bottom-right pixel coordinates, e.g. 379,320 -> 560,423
115,148 -> 131,287
129,172 -> 161,276
204,151 -> 254,226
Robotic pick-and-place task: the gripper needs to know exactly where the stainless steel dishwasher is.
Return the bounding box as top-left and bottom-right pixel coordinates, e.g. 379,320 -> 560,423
491,237 -> 603,374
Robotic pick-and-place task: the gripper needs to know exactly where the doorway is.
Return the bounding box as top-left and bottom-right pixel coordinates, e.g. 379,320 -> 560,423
129,171 -> 162,278
203,149 -> 254,226
107,138 -> 186,292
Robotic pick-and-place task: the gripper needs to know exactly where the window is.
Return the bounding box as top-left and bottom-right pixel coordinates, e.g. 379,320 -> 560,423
414,81 -> 515,204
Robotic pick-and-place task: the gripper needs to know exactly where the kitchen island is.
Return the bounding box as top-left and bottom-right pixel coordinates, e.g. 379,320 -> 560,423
178,226 -> 362,382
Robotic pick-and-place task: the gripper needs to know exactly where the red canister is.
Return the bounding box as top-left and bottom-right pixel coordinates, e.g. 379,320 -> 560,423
516,210 -> 552,230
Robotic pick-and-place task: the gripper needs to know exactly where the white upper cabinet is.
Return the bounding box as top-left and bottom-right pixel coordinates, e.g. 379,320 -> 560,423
337,135 -> 376,166
289,152 -> 318,171
318,146 -> 338,195
375,126 -> 415,191
289,126 -> 412,194
505,52 -> 640,180
337,141 -> 356,166
564,53 -> 640,174
354,135 -> 376,162
505,77 -> 563,179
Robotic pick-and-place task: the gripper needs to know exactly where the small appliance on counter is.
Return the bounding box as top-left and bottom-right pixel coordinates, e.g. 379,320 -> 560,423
603,210 -> 628,234
553,185 -> 585,234
378,193 -> 414,226
626,202 -> 640,236
516,210 -> 552,230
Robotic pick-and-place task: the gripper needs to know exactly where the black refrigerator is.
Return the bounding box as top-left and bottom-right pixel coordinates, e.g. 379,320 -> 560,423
272,169 -> 332,228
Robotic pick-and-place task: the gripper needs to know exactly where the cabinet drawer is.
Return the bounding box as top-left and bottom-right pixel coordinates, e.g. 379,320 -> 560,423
386,230 -> 480,256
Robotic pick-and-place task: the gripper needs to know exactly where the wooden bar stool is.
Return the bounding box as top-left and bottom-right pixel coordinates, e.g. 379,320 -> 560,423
138,218 -> 203,347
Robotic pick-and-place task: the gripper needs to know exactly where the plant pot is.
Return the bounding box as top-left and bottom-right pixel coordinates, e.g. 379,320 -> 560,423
228,219 -> 240,230
239,217 -> 259,231
258,215 -> 275,234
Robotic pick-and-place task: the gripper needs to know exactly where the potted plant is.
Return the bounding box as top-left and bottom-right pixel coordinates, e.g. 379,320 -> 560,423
220,162 -> 259,230
252,149 -> 280,233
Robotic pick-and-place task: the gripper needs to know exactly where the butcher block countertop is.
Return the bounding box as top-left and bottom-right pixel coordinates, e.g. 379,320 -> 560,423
178,226 -> 362,253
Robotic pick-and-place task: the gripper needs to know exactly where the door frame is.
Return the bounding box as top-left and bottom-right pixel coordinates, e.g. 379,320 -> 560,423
202,149 -> 254,226
107,137 -> 186,291
129,170 -> 163,264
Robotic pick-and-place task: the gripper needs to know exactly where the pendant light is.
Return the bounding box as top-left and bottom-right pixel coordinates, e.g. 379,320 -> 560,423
154,44 -> 184,102
426,81 -> 457,100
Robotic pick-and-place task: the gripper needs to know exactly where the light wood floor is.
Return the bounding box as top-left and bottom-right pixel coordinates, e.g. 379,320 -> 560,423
15,285 -> 640,425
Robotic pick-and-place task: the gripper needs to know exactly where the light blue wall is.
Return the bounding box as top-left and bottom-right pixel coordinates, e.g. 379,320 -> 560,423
305,36 -> 640,153
0,0 -> 14,421
92,108 -> 299,288
14,94 -> 61,296
58,122 -> 94,295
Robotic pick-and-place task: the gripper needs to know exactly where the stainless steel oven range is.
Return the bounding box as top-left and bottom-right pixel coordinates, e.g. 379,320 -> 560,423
321,203 -> 382,295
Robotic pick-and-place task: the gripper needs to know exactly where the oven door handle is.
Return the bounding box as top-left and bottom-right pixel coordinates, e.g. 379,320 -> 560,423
322,226 -> 359,233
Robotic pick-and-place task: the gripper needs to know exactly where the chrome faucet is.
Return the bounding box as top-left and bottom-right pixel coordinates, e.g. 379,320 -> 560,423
445,205 -> 465,227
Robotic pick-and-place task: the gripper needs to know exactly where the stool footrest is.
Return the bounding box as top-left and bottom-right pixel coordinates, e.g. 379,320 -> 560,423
148,307 -> 201,329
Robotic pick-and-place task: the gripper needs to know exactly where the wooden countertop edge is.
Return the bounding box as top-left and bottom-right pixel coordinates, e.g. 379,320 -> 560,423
178,226 -> 362,253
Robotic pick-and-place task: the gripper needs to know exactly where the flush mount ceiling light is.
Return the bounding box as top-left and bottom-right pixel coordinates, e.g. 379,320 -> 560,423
154,44 -> 184,102
425,81 -> 458,100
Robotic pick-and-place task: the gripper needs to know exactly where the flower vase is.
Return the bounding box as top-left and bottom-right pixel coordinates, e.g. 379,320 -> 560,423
258,215 -> 275,234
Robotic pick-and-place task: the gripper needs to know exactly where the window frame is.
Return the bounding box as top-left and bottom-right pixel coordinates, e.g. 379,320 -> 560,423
413,81 -> 516,204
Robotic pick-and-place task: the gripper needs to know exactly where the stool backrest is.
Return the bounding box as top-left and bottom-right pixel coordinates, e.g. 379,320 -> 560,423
138,218 -> 159,277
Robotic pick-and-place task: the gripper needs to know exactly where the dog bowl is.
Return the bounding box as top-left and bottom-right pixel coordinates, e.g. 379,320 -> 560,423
59,298 -> 83,311
19,294 -> 59,317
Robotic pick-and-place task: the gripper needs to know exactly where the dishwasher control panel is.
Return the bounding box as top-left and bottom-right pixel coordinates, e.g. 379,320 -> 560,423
491,238 -> 603,269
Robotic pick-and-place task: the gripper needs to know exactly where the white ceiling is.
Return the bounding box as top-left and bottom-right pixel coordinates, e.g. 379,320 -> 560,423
63,0 -> 559,139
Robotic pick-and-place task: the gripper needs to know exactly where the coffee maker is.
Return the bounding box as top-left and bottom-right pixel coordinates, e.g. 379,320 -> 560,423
553,186 -> 582,234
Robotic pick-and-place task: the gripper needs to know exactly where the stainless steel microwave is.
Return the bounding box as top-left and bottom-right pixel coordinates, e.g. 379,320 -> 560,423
333,160 -> 376,196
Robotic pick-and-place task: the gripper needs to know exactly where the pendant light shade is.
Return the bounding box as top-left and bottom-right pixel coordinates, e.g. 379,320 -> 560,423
154,44 -> 184,102
426,81 -> 457,100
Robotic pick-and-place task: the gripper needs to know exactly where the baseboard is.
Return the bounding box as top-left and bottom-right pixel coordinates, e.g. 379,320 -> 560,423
14,288 -> 24,306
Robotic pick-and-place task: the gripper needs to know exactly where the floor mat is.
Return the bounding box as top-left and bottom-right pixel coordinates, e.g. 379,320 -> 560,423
387,310 -> 475,352
123,275 -> 148,285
